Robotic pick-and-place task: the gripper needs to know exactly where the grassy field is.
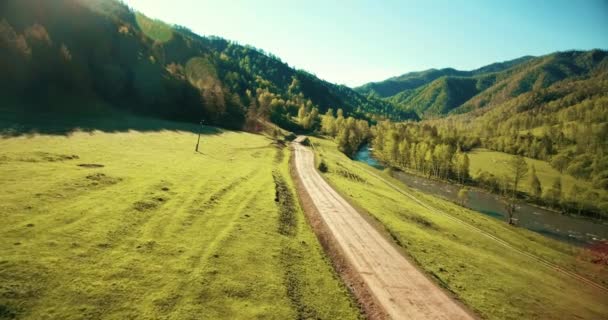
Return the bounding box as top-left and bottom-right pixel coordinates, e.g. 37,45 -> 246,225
0,122 -> 361,319
468,148 -> 607,199
311,137 -> 608,320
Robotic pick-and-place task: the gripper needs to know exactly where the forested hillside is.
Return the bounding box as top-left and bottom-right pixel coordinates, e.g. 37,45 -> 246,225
370,67 -> 608,218
357,51 -> 607,119
0,0 -> 411,132
355,56 -> 533,98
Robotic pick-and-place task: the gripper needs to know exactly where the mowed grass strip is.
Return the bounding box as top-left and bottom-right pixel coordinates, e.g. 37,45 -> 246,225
0,125 -> 360,319
310,137 -> 608,320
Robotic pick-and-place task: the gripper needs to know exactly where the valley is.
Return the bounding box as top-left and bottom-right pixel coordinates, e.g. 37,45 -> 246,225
310,137 -> 608,319
1,0 -> 606,319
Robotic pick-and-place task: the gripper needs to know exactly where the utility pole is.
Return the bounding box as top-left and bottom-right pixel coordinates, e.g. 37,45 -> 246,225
195,120 -> 204,152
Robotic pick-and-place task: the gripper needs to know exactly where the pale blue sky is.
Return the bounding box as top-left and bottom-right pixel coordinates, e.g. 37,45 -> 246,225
123,0 -> 608,87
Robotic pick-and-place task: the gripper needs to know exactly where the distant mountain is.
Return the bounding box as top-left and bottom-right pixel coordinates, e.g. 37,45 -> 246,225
0,0 -> 411,132
355,52 -> 607,118
355,56 -> 533,98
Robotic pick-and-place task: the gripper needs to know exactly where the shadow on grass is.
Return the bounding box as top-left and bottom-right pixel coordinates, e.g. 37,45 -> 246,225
0,106 -> 222,138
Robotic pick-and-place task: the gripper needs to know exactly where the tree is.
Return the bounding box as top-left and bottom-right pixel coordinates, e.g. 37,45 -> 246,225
297,104 -> 306,123
528,165 -> 542,199
457,187 -> 469,206
245,96 -> 259,132
508,155 -> 528,197
455,151 -> 470,183
545,177 -> 562,207
550,152 -> 570,173
568,184 -> 585,214
503,198 -> 517,225
305,108 -> 319,130
321,109 -> 336,136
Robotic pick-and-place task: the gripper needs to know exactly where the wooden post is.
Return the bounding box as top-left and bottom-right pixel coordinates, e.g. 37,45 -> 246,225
195,120 -> 203,152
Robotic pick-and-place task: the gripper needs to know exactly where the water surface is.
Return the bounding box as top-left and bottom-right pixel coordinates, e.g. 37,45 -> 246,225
354,145 -> 608,246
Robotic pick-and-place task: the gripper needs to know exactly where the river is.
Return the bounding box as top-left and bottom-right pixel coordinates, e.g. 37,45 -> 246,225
354,144 -> 608,246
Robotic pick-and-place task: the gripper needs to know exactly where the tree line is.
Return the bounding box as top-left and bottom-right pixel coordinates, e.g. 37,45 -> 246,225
370,120 -> 607,220
320,109 -> 370,156
371,121 -> 470,183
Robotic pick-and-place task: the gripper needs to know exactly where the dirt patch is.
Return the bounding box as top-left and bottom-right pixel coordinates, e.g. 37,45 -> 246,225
78,163 -> 104,168
402,212 -> 439,230
86,173 -> 121,185
281,245 -> 322,320
201,173 -> 256,209
133,199 -> 162,212
13,152 -> 79,163
336,169 -> 367,183
273,170 -> 297,237
136,240 -> 157,252
335,163 -> 367,183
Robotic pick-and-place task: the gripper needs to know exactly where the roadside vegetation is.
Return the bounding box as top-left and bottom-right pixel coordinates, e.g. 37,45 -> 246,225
310,136 -> 608,320
0,119 -> 361,319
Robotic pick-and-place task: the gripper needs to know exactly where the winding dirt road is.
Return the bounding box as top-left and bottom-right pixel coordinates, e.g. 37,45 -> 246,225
292,139 -> 474,320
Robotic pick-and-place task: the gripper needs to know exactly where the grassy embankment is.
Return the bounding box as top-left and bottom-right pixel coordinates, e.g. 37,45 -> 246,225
0,118 -> 361,319
468,148 -> 608,200
310,136 -> 608,320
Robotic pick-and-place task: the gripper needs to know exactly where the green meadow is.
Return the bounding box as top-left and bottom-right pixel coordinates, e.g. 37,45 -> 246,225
468,148 -> 607,199
0,121 -> 360,319
310,137 -> 608,320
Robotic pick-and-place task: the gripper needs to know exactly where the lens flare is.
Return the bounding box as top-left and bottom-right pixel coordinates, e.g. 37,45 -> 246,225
135,12 -> 172,43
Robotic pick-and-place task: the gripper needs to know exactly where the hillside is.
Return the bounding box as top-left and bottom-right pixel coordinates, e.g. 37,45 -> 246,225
0,116 -> 363,319
357,51 -> 607,118
370,70 -> 608,217
0,0 -> 408,133
355,56 -> 533,99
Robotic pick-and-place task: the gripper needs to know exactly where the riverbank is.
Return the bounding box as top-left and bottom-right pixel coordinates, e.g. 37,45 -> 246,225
311,136 -> 608,320
354,144 -> 608,246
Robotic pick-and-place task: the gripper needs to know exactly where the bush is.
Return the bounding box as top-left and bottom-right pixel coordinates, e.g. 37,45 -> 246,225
284,132 -> 297,142
318,160 -> 328,173
383,167 -> 394,176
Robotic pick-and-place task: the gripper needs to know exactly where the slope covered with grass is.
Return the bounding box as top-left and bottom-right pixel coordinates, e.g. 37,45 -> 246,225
0,120 -> 361,319
468,148 -> 608,202
310,136 -> 608,320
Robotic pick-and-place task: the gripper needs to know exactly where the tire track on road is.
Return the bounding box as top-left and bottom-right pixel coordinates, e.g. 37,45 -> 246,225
293,141 -> 475,320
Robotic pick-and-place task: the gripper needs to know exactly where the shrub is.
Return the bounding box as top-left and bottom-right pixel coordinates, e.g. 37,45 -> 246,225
284,132 -> 297,142
318,160 -> 328,173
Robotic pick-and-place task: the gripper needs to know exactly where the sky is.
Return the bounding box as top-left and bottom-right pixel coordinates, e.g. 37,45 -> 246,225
123,0 -> 608,87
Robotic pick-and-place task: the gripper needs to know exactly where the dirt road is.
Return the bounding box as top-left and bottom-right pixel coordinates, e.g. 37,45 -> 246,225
292,140 -> 474,320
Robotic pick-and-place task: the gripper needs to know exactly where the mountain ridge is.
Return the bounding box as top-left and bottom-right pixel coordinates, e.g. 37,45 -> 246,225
355,51 -> 607,118
355,55 -> 535,98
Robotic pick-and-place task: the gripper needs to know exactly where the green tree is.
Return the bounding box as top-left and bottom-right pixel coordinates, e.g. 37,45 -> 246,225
508,155 -> 528,196
454,150 -> 470,183
321,108 -> 336,136
528,165 -> 542,199
297,104 -> 306,123
545,177 -> 563,207
458,187 -> 469,206
568,184 -> 585,214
